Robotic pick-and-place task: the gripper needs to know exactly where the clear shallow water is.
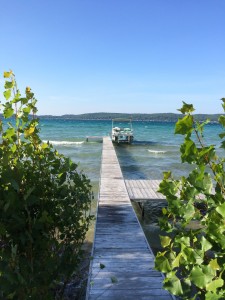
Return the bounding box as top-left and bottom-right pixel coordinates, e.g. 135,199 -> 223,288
39,119 -> 223,252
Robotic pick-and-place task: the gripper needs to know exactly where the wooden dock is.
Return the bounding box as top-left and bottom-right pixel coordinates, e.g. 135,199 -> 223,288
86,137 -> 174,300
124,180 -> 166,218
125,179 -> 166,201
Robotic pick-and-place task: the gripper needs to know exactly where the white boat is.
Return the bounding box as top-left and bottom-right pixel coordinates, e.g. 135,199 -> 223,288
111,118 -> 134,144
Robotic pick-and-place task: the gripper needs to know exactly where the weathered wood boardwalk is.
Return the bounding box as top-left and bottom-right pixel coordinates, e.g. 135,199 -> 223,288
86,137 -> 174,300
125,179 -> 166,201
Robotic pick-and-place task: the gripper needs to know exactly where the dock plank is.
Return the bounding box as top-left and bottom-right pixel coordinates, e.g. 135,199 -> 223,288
125,179 -> 166,201
86,137 -> 174,300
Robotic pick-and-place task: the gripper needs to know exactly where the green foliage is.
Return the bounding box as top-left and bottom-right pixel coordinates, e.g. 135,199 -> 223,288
0,71 -> 93,299
155,99 -> 225,299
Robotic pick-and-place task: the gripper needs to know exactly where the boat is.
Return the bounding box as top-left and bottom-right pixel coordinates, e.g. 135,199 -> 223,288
111,118 -> 134,144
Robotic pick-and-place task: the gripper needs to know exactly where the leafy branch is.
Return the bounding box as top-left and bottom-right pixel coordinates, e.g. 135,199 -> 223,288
0,71 -> 93,299
155,100 -> 225,299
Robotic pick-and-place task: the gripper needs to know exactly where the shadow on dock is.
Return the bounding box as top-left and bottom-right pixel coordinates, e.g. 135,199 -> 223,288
113,143 -> 148,179
113,142 -> 168,255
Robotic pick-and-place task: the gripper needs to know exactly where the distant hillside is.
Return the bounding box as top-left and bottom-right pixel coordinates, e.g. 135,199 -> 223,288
0,112 -> 222,122
38,112 -> 222,122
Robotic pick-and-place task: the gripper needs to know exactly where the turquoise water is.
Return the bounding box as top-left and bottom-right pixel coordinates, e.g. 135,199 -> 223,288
39,119 -> 223,182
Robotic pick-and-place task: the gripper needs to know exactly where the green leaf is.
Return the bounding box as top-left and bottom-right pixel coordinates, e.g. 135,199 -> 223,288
162,171 -> 172,180
26,86 -> 31,93
180,138 -> 197,163
205,291 -> 224,300
4,80 -> 14,89
24,126 -> 35,138
175,115 -> 193,135
188,169 -> 212,194
158,179 -> 178,197
209,259 -> 220,271
155,254 -> 171,272
219,132 -> 225,139
216,203 -> 225,218
160,236 -> 171,247
200,236 -> 212,252
41,143 -> 49,149
196,119 -> 210,133
183,247 -> 204,265
219,115 -> 225,127
180,236 -> 191,247
164,273 -> 183,296
201,174 -> 213,194
162,207 -> 167,215
3,89 -> 11,100
111,276 -> 118,283
26,91 -> 34,99
100,263 -> 105,269
21,97 -> 29,105
199,146 -> 216,164
58,172 -> 67,184
221,98 -> 225,112
23,107 -> 31,113
190,266 -> 214,289
11,144 -> 17,153
183,201 -> 195,220
4,71 -> 12,78
172,252 -> 182,268
3,107 -> 14,118
178,102 -> 195,114
206,278 -> 224,293
4,127 -> 16,139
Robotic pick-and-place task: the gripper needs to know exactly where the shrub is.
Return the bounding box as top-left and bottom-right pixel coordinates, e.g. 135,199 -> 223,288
0,71 -> 93,299
155,100 -> 225,300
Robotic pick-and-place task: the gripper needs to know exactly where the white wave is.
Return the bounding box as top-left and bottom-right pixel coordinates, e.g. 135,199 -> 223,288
43,140 -> 84,145
148,149 -> 167,154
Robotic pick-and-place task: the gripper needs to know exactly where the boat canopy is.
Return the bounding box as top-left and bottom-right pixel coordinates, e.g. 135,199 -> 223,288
111,118 -> 134,144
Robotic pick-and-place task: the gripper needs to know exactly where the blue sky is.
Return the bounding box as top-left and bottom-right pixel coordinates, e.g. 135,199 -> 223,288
0,0 -> 224,115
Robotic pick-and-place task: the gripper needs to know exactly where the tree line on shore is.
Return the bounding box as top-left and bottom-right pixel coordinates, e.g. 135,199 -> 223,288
1,112 -> 223,122
35,112 -> 222,122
